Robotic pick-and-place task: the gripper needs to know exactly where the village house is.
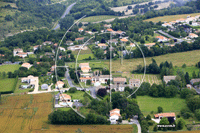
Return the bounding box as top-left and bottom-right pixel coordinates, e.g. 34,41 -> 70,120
43,41 -> 53,45
79,63 -> 92,82
56,81 -> 65,89
21,63 -> 32,70
153,113 -> 176,123
78,28 -> 84,32
144,43 -> 156,49
109,108 -> 121,124
120,38 -> 128,43
106,28 -> 114,32
129,79 -> 140,87
67,45 -> 88,51
97,43 -> 108,49
33,45 -> 41,51
113,77 -> 126,85
58,47 -> 66,51
59,94 -> 73,107
85,31 -> 93,35
190,78 -> 200,85
111,84 -> 127,92
162,23 -> 172,27
185,17 -> 196,24
107,39 -> 118,45
66,40 -> 74,45
75,37 -> 84,42
18,52 -> 28,58
21,75 -> 38,89
115,30 -> 126,36
130,43 -> 136,47
104,24 -> 112,28
176,18 -> 186,23
163,76 -> 176,84
189,33 -> 198,38
99,75 -> 112,84
13,48 -> 23,56
156,36 -> 169,42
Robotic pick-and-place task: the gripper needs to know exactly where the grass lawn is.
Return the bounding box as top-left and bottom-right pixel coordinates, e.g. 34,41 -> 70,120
74,54 -> 95,61
174,66 -> 200,78
72,48 -> 93,55
0,64 -> 20,73
79,15 -> 117,22
144,13 -> 200,22
64,91 -> 86,101
137,95 -> 187,116
0,78 -> 16,93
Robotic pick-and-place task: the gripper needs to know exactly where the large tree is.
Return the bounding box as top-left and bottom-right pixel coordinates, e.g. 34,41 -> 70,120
59,16 -> 74,30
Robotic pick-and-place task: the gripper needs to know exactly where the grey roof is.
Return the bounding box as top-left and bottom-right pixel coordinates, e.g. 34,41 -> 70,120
163,76 -> 176,81
190,78 -> 200,83
99,75 -> 112,79
129,79 -> 140,83
41,84 -> 48,89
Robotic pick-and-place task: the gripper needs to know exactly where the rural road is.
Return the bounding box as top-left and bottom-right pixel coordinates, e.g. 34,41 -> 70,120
53,2 -> 76,30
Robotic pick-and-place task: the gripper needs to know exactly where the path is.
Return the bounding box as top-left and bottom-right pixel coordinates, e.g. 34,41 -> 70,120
53,2 -> 76,30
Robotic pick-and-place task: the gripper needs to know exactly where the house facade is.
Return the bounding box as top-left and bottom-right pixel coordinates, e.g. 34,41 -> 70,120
163,76 -> 176,84
129,79 -> 140,87
109,108 -> 121,124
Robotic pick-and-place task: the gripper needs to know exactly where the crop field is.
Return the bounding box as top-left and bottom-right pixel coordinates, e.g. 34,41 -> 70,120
79,15 -> 117,22
0,93 -> 135,132
137,95 -> 187,116
0,64 -> 20,73
122,73 -> 162,85
144,13 -> 200,22
0,78 -> 17,93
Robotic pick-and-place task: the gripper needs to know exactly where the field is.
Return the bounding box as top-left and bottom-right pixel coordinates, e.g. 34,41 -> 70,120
137,95 -> 187,116
0,93 -> 135,133
0,64 -> 20,73
74,54 -> 95,61
80,15 -> 117,22
64,91 -> 86,101
144,13 -> 200,22
0,78 -> 17,93
174,66 -> 200,78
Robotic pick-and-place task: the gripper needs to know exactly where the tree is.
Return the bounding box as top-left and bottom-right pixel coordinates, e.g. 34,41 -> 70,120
195,109 -> 200,121
59,16 -> 74,30
146,114 -> 151,121
158,106 -> 163,113
118,117 -> 122,124
192,71 -> 197,78
69,87 -> 77,93
86,80 -> 91,85
159,117 -> 169,131
184,72 -> 190,84
177,118 -> 185,130
153,124 -> 158,131
97,89 -> 107,97
180,88 -> 193,99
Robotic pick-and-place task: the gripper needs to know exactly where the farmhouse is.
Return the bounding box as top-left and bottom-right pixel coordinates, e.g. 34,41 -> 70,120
156,36 -> 169,42
129,79 -> 140,87
21,63 -> 32,70
154,113 -> 176,123
109,108 -> 121,124
163,76 -> 176,83
56,81 -> 65,89
190,78 -> 200,85
113,77 -> 126,85
97,43 -> 108,49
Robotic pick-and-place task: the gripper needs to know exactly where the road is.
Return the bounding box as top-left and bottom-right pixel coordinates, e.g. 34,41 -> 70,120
65,68 -> 97,98
53,2 -> 76,30
194,86 -> 200,94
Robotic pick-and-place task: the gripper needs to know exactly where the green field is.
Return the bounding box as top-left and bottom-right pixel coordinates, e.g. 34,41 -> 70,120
0,64 -> 20,73
64,91 -> 86,101
80,15 -> 117,22
144,13 -> 200,22
174,66 -> 200,78
74,54 -> 95,61
137,95 -> 187,116
0,78 -> 17,93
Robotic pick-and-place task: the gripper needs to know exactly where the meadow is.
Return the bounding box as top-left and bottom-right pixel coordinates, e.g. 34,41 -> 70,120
79,15 -> 117,22
0,64 -> 20,73
144,13 -> 200,22
0,93 -> 135,133
137,95 -> 187,116
0,78 -> 17,93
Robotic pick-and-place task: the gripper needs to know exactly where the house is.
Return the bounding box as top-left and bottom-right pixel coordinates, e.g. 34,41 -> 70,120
190,78 -> 200,85
99,75 -> 112,84
162,23 -> 172,27
66,40 -> 74,45
186,84 -> 192,89
186,17 -> 196,24
75,37 -> 84,42
13,48 -> 23,56
21,63 -> 32,70
85,31 -> 93,35
78,28 -> 84,32
81,67 -> 91,73
154,113 -> 176,123
56,81 -> 65,89
176,18 -> 186,23
21,75 -> 38,90
80,77 -> 92,83
97,43 -> 108,49
59,94 -> 72,107
109,108 -> 121,124
79,63 -> 92,79
107,39 -> 118,45
43,41 -> 53,45
67,45 -> 88,51
17,52 -> 28,58
115,30 -> 126,36
53,43 -> 58,47
192,22 -> 200,26
33,45 -> 41,51
120,38 -> 128,43
129,79 -> 140,87
106,28 -> 114,32
156,36 -> 169,42
79,63 -> 90,68
144,43 -> 156,48
113,77 -> 126,85
50,65 -> 56,72
189,33 -> 198,38
111,84 -> 127,92
130,43 -> 135,47
58,47 -> 66,51
163,76 -> 176,84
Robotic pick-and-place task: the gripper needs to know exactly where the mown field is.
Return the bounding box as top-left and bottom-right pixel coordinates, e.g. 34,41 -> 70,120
0,64 -> 20,73
0,78 -> 16,93
144,13 -> 200,22
79,15 -> 117,22
0,93 -> 135,133
137,95 -> 187,116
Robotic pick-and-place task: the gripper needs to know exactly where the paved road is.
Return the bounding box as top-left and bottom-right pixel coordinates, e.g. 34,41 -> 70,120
194,86 -> 200,94
65,68 -> 97,98
132,119 -> 141,133
53,2 -> 76,30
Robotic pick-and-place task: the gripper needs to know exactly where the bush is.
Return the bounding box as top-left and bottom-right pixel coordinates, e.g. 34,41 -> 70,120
158,106 -> 163,113
97,88 -> 107,97
148,120 -> 154,126
195,109 -> 200,121
146,114 -> 151,121
177,118 -> 185,130
69,87 -> 77,93
153,124 -> 158,131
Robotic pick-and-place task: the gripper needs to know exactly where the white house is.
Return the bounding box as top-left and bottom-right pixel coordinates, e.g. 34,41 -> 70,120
67,45 -> 88,51
153,113 -> 176,123
109,108 -> 121,124
129,79 -> 140,87
99,75 -> 112,84
163,76 -> 176,84
156,36 -> 169,42
66,40 -> 74,45
162,23 -> 172,27
59,94 -> 73,107
189,33 -> 198,38
58,47 -> 66,51
56,81 -> 65,89
21,63 -> 32,70
97,43 -> 108,49
43,41 -> 53,45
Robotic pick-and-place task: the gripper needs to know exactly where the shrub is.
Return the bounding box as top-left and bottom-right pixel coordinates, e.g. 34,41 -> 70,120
146,114 -> 151,121
177,118 -> 185,130
158,106 -> 163,113
195,109 -> 200,121
69,87 -> 77,93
